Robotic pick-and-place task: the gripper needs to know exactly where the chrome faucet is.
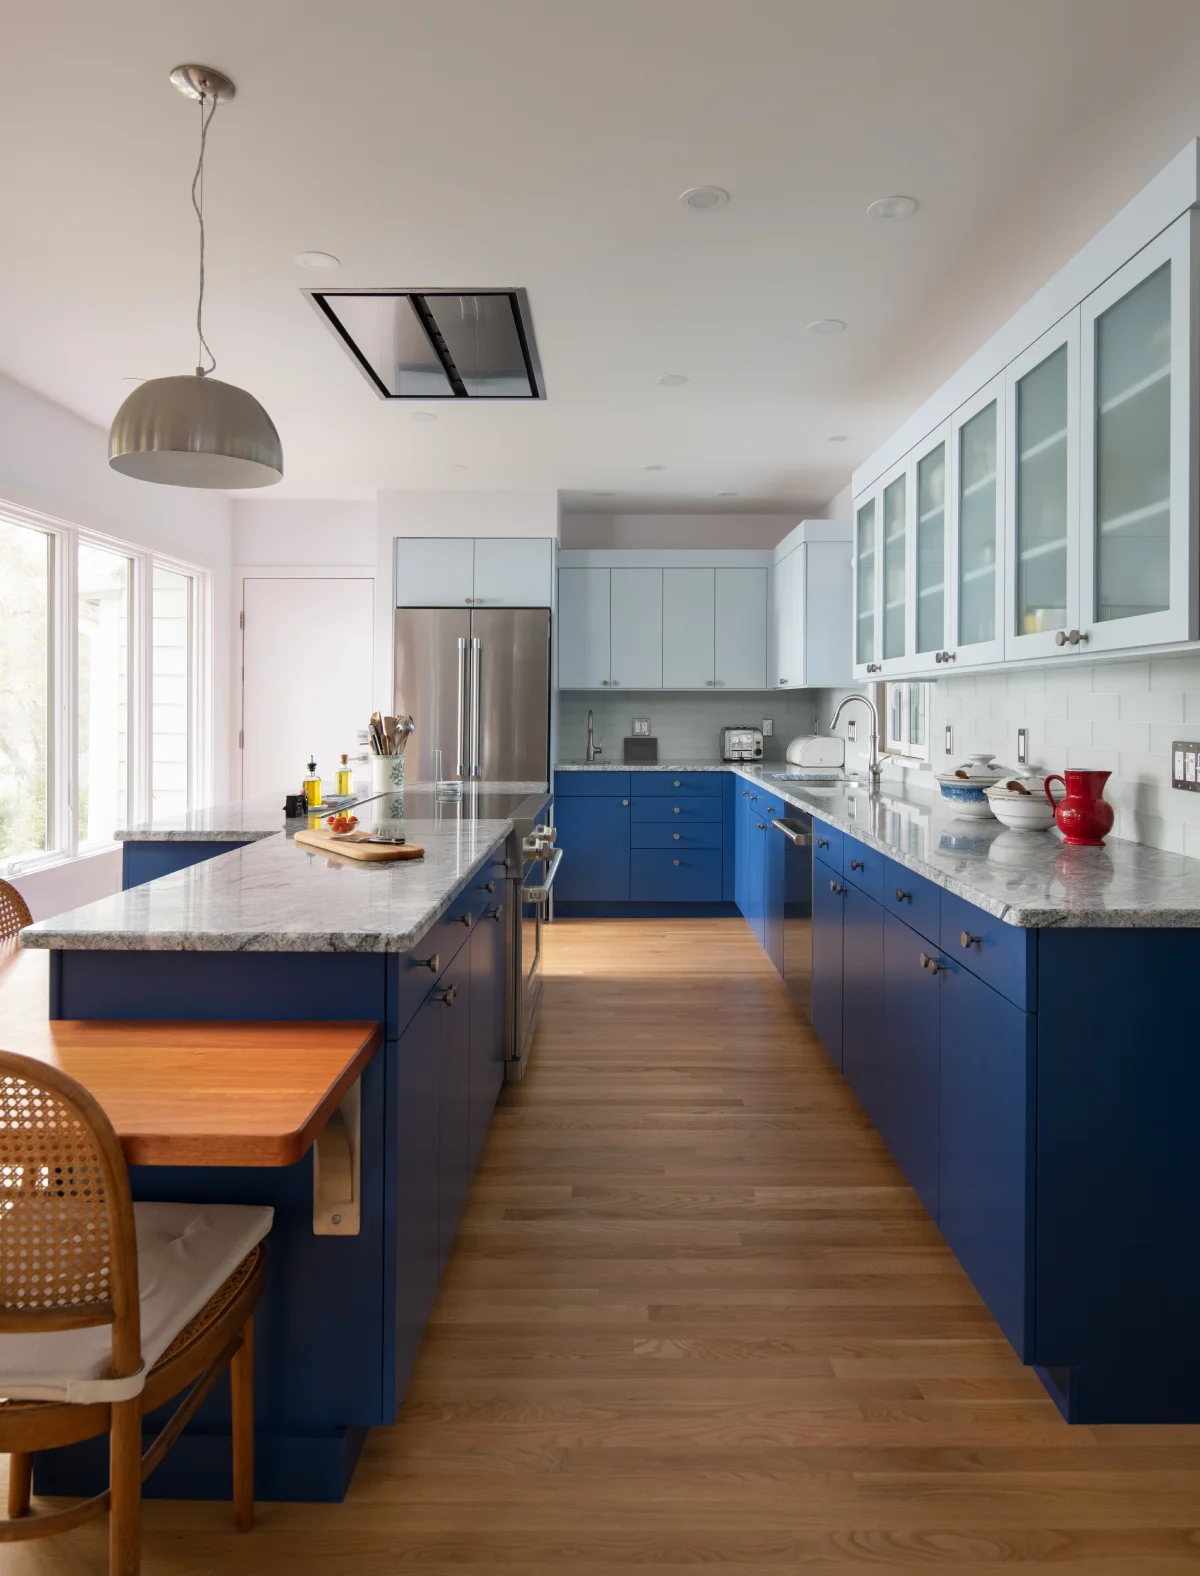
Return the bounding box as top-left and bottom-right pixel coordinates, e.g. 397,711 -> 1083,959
586,708 -> 602,764
830,693 -> 883,789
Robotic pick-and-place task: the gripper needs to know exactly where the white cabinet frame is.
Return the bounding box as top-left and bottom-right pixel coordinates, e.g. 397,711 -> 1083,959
1079,211 -> 1199,652
877,449 -> 914,675
905,420 -> 952,676
946,374 -> 1006,669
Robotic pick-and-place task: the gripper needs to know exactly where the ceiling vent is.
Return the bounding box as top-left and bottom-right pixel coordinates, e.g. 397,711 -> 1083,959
306,288 -> 545,399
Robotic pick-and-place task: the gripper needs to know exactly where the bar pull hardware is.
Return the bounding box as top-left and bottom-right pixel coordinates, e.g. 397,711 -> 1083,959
313,1078 -> 361,1236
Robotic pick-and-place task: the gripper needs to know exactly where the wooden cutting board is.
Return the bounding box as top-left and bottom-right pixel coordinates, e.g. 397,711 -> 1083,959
294,828 -> 425,862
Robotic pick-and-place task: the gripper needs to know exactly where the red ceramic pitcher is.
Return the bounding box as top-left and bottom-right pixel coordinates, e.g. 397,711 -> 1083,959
1044,769 -> 1114,847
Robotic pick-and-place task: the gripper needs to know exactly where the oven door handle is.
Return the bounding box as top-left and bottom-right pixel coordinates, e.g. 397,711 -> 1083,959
520,846 -> 563,902
772,819 -> 812,847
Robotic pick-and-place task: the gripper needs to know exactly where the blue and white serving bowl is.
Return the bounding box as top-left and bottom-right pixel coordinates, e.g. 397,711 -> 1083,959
935,753 -> 1007,820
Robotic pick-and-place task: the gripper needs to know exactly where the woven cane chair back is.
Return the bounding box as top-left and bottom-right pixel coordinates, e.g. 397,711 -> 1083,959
0,881 -> 32,945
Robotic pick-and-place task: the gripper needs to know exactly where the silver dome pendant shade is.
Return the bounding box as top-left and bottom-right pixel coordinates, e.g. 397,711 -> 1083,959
109,66 -> 282,489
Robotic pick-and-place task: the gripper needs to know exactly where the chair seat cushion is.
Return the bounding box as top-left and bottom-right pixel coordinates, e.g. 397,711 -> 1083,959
0,1202 -> 273,1404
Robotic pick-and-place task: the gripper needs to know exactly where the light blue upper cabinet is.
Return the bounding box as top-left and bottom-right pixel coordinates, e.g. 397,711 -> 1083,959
947,375 -> 1006,667
662,568 -> 715,688
557,567 -> 610,688
472,538 -> 553,607
714,568 -> 767,689
609,568 -> 663,689
770,547 -> 804,688
1079,213 -> 1196,651
395,537 -> 475,606
914,426 -> 949,665
853,497 -> 880,676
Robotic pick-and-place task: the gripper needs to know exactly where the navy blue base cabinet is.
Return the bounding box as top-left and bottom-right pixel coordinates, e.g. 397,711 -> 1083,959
122,838 -> 252,888
807,812 -> 1200,1422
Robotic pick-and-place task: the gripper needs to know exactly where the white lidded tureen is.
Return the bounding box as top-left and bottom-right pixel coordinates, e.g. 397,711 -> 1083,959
934,753 -> 1008,820
984,765 -> 1059,831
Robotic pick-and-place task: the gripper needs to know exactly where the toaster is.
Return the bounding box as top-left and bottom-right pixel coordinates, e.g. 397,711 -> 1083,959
722,726 -> 763,761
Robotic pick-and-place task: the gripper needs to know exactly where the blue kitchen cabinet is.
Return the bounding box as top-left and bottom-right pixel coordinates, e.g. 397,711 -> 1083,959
553,792 -> 631,902
469,878 -> 507,1178
437,944 -> 473,1276
938,958 -> 1035,1359
840,881 -> 884,1119
880,910 -> 941,1219
393,976 -> 442,1406
631,794 -> 722,824
763,815 -> 786,975
122,838 -> 251,889
810,856 -> 845,1068
630,849 -> 722,901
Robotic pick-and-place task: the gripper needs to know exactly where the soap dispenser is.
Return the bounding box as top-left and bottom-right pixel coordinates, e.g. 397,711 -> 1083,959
302,756 -> 322,808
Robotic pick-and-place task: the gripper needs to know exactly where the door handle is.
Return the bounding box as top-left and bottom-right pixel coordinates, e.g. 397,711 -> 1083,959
469,635 -> 482,778
456,635 -> 468,778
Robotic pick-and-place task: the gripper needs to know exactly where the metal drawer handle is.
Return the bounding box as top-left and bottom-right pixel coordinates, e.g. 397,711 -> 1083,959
673,859 -> 680,866
416,952 -> 440,973
673,806 -> 680,813
960,930 -> 981,950
674,779 -> 681,786
919,952 -> 943,976
757,822 -> 766,829
850,858 -> 864,871
458,911 -> 472,927
487,905 -> 503,922
817,836 -> 829,848
830,880 -> 844,894
437,982 -> 458,1005
480,880 -> 495,894
622,799 -> 629,805
673,833 -> 680,840
1055,628 -> 1089,647
895,887 -> 911,903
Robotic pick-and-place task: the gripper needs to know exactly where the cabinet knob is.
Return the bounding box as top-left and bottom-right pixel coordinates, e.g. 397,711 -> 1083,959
830,880 -> 844,894
674,780 -> 681,787
673,806 -> 680,813
919,952 -> 943,976
1055,628 -> 1089,648
488,905 -> 503,922
850,858 -> 864,871
673,833 -> 680,840
960,930 -> 981,950
778,678 -> 788,685
866,662 -> 881,674
437,982 -> 459,1005
612,679 -> 621,686
706,679 -> 714,687
742,789 -> 748,796
894,887 -> 911,903
757,822 -> 766,829
622,799 -> 629,806
458,911 -> 472,927
602,679 -> 610,686
673,859 -> 680,867
417,952 -> 440,973
817,837 -> 829,848
480,880 -> 495,894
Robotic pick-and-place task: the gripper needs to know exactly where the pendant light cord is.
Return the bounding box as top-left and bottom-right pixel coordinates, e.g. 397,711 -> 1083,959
192,92 -> 218,377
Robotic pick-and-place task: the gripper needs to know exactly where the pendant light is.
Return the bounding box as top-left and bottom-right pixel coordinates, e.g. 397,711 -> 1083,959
109,65 -> 282,488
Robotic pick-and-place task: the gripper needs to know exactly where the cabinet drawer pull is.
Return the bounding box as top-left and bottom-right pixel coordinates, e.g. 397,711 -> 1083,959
437,982 -> 458,1005
850,858 -> 864,871
741,789 -> 749,796
622,799 -> 629,806
487,905 -> 503,922
816,836 -> 829,848
919,952 -> 943,976
1055,628 -> 1089,647
416,952 -> 440,973
673,806 -> 681,814
458,911 -> 472,927
960,930 -> 981,950
480,880 -> 495,894
757,822 -> 766,830
673,833 -> 680,840
673,859 -> 680,867
830,880 -> 844,894
894,887 -> 911,903
602,679 -> 610,686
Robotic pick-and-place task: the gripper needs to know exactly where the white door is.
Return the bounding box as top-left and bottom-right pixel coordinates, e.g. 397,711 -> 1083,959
394,537 -> 475,607
771,547 -> 804,689
879,453 -> 912,674
610,568 -> 663,689
472,537 -> 554,607
662,568 -> 715,688
557,568 -> 610,688
852,491 -> 881,679
1079,213 -> 1196,652
947,374 -> 1006,668
715,567 -> 767,689
241,576 -> 375,798
1004,311 -> 1082,661
803,542 -> 853,688
910,422 -> 951,673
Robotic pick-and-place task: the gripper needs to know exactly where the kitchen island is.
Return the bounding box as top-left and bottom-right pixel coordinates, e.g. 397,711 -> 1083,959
17,795 -> 532,1502
554,761 -> 1200,1424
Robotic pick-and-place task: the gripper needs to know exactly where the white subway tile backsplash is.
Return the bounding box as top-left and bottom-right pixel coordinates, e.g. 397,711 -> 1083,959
1121,689 -> 1184,724
1070,690 -> 1121,723
1093,659 -> 1151,693
1090,719 -> 1151,755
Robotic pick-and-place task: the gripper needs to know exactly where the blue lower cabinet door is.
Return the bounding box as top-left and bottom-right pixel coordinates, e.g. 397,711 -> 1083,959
811,861 -> 845,1068
393,989 -> 442,1405
630,849 -> 722,901
468,893 -> 506,1177
734,786 -> 755,919
763,821 -> 786,976
939,961 -> 1035,1359
553,796 -> 630,902
881,911 -> 941,1220
437,950 -> 472,1277
841,883 -> 884,1117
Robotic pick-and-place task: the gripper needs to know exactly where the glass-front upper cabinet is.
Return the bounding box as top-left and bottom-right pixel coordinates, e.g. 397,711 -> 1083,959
913,424 -> 950,668
1079,212 -> 1196,651
880,456 -> 910,671
1004,310 -> 1081,661
853,494 -> 880,675
947,375 -> 1005,667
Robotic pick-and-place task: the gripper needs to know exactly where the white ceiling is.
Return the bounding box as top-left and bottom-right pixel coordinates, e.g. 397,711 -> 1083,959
6,0 -> 1200,509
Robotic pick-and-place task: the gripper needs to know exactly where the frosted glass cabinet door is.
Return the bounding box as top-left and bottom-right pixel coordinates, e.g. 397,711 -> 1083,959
948,375 -> 1005,667
881,463 -> 909,666
914,425 -> 949,663
715,568 -> 768,689
662,568 -> 715,688
1080,213 -> 1196,651
557,568 -> 610,688
610,568 -> 663,689
1004,312 -> 1081,661
853,496 -> 880,675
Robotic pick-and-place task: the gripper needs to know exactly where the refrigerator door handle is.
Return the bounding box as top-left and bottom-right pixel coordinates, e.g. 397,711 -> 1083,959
456,636 -> 468,778
470,636 -> 482,778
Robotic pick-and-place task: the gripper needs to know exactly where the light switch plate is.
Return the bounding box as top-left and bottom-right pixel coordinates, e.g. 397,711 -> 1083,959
761,718 -> 774,737
1172,740 -> 1200,791
944,723 -> 954,755
1017,727 -> 1029,765
632,717 -> 651,737
847,719 -> 857,742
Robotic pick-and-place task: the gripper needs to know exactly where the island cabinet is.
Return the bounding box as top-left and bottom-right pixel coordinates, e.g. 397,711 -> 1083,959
122,838 -> 253,888
809,838 -> 844,1069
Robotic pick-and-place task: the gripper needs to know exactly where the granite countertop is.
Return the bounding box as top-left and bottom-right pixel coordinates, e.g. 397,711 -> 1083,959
556,758 -> 749,771
22,816 -> 512,954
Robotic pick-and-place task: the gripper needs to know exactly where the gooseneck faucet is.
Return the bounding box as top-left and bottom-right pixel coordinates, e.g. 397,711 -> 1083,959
830,693 -> 883,789
586,708 -> 602,764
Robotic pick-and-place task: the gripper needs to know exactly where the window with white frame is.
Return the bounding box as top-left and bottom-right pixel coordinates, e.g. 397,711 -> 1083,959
0,504 -> 209,875
883,681 -> 930,762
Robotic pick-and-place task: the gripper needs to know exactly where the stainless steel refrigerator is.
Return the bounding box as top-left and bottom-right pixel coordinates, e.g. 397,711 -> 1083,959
393,607 -> 551,783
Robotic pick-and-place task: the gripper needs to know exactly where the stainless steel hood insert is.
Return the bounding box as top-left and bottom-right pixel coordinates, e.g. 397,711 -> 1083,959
307,288 -> 545,399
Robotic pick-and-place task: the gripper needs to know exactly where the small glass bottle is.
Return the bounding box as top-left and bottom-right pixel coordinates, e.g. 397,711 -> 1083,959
303,756 -> 322,808
336,753 -> 353,796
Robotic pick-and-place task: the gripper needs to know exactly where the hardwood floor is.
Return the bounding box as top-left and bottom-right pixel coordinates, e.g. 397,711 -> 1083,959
9,916 -> 1200,1571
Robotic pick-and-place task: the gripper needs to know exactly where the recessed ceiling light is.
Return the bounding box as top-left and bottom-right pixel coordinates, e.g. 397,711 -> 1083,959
679,186 -> 729,212
658,374 -> 689,387
867,195 -> 918,221
448,463 -> 467,474
120,377 -> 145,386
807,318 -> 847,336
409,411 -> 437,422
644,464 -> 666,472
296,250 -> 340,270
828,433 -> 850,443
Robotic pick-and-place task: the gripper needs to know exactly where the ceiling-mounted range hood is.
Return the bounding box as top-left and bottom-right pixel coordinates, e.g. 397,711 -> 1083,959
306,288 -> 545,399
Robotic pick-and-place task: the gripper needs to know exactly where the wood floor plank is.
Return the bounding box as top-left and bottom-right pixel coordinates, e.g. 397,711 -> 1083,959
7,915 -> 1200,1572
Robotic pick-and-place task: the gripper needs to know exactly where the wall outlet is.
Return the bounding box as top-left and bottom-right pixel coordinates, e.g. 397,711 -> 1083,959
761,718 -> 774,737
1172,740 -> 1200,790
944,723 -> 954,755
847,719 -> 857,743
1017,726 -> 1029,765
632,717 -> 651,737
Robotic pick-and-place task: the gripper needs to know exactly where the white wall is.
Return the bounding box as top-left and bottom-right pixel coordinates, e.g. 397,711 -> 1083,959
0,372 -> 233,918
816,485 -> 852,522
233,499 -> 376,566
560,511 -> 798,550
